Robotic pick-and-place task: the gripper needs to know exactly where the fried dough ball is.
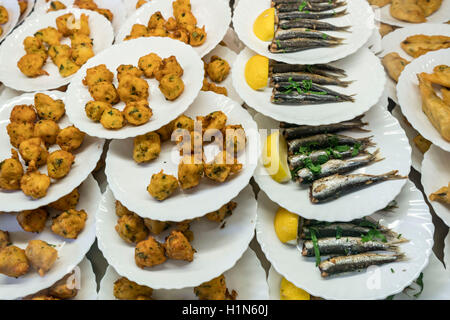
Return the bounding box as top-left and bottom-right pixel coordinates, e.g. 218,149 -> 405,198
17,208 -> 48,233
206,201 -> 237,223
194,275 -> 228,300
169,28 -> 189,44
49,273 -> 78,299
165,17 -> 178,31
114,277 -> 153,300
19,137 -> 49,167
115,214 -> 149,244
136,0 -> 148,9
17,54 -> 49,77
147,170 -> 179,201
20,163 -> 51,199
115,200 -> 133,217
0,150 -> 23,190
47,150 -> 75,179
0,230 -> 10,249
189,26 -> 207,47
51,209 -> 87,239
117,75 -> 149,103
47,1 -> 67,12
155,56 -> 184,81
204,151 -> 242,183
173,0 -> 191,17
117,64 -> 144,81
34,93 -> 66,121
70,33 -> 93,48
175,10 -> 197,27
164,230 -> 195,262
100,107 -> 126,130
34,27 -> 63,46
143,219 -> 170,235
34,120 -> 60,146
10,104 -> 36,124
133,132 -> 161,163
57,58 -> 81,77
48,44 -> 72,65
135,236 -> 167,268
177,130 -> 202,156
71,44 -> 94,66
85,100 -> 111,122
56,13 -> 76,36
83,64 -> 114,87
25,240 -> 58,277
124,24 -> 149,41
197,111 -> 227,132
201,78 -> 228,96
56,126 -> 85,152
123,100 -> 153,126
224,124 -> 246,154
159,73 -> 185,101
147,11 -> 166,29
178,155 -> 203,189
173,114 -> 194,132
0,246 -> 29,278
49,188 -> 80,211
138,53 -> 162,78
0,5 -> 9,24
89,81 -> 120,104
156,121 -> 174,142
23,36 -> 48,60
390,0 -> 426,23
6,122 -> 34,148
206,56 -> 230,83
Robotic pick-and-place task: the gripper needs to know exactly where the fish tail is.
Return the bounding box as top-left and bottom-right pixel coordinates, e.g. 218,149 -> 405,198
369,148 -> 384,163
358,136 -> 375,146
382,170 -> 407,180
387,238 -> 409,246
394,252 -> 407,262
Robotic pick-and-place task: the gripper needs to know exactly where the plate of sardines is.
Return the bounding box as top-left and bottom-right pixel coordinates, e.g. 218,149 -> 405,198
233,0 -> 375,64
233,47 -> 385,125
256,179 -> 434,300
253,98 -> 411,222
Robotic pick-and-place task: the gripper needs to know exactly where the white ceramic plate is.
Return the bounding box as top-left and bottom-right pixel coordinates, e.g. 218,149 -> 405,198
0,0 -> 20,42
65,37 -> 204,140
391,105 -> 423,172
17,0 -> 35,25
33,0 -> 125,34
253,100 -> 411,222
397,49 -> 450,152
72,257 -> 97,300
267,266 -> 282,300
106,91 -> 259,221
0,175 -> 100,300
0,91 -> 104,212
375,2 -> 450,28
0,8 -> 114,92
98,248 -> 268,300
96,185 -> 257,289
233,47 -> 385,126
233,0 -> 375,65
204,44 -> 243,105
256,180 -> 434,300
115,0 -> 231,57
421,145 -> 450,227
379,24 -> 450,104
365,27 -> 382,54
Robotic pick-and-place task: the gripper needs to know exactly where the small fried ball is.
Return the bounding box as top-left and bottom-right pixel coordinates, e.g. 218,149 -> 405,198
223,124 -> 246,154
25,240 -> 58,276
51,209 -> 87,239
164,17 -> 178,31
133,132 -> 161,163
17,54 -> 49,77
47,1 -> 67,12
0,230 -> 11,249
175,10 -> 197,27
34,27 -> 62,46
48,44 -> 72,65
0,150 -> 23,190
147,11 -> 166,29
117,75 -> 149,103
47,150 -> 75,179
164,230 -> 195,262
57,58 -> 81,77
83,64 -> 114,87
159,73 -> 185,101
70,33 -> 93,48
206,56 -> 230,83
56,13 -> 76,36
143,219 -> 170,235
74,0 -> 98,10
155,56 -> 183,81
85,100 -> 111,122
6,122 -> 34,148
123,100 -> 153,126
135,236 -> 167,268
49,273 -> 78,299
205,201 -> 237,223
49,188 -> 80,211
173,114 -> 194,132
156,121 -> 174,142
178,155 -> 203,189
115,200 -> 134,217
19,137 -> 49,167
147,170 -> 179,201
194,275 -> 227,300
189,26 -> 207,47
10,104 -> 37,123
20,164 -> 51,199
114,277 -> 153,300
197,111 -> 227,132
0,5 -> 9,24
71,44 -> 95,66
17,208 -> 48,233
124,24 -> 149,41
115,214 -> 149,244
117,64 -> 144,81
204,151 -> 242,183
56,126 -> 85,152
0,246 -> 29,278
89,81 -> 120,104
34,93 -> 66,121
75,13 -> 90,36
148,27 -> 169,38
138,53 -> 162,78
23,36 -> 48,61
34,120 -> 60,146
100,107 -> 126,130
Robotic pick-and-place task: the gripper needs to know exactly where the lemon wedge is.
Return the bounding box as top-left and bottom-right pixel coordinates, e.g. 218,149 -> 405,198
262,130 -> 291,183
244,55 -> 269,90
253,8 -> 275,41
274,207 -> 298,244
280,277 -> 311,300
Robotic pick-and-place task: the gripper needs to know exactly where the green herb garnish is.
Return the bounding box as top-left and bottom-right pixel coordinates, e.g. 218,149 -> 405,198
309,228 -> 321,267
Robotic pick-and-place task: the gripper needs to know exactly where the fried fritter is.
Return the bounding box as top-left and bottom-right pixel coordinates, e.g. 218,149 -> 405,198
34,120 -> 60,146
382,52 -> 409,82
47,1 -> 67,12
417,0 -> 442,16
116,64 -> 144,81
155,56 -> 184,81
47,150 -> 75,179
23,36 -> 48,61
49,188 -> 80,211
189,26 -> 207,47
100,107 -> 126,130
164,230 -> 195,262
133,132 -> 161,163
20,163 -> 51,199
49,273 -> 79,299
147,170 -> 179,201
224,124 -> 246,154
56,126 -> 85,151
115,200 -> 134,217
147,11 -> 166,29
56,13 -> 76,37
0,150 -> 23,190
138,53 -> 162,78
83,64 -> 114,87
25,240 -> 58,276
113,277 -> 153,300
117,75 -> 149,103
401,35 -> 450,58
17,54 -> 49,77
89,81 -> 120,104
194,275 -> 228,300
6,122 -> 34,148
206,56 -> 230,83
10,104 -> 37,123
197,111 -> 227,132
51,209 -> 87,239
143,218 -> 170,235
204,151 -> 242,183
71,44 -> 94,66
390,0 -> 426,23
19,137 -> 49,167
17,208 -> 48,233
0,5 -> 9,24
178,155 -> 203,189
421,65 -> 450,87
429,183 -> 449,204
123,100 -> 153,126
205,201 -> 237,223
169,28 -> 190,44
85,100 -> 111,122
34,27 -> 63,46
34,93 -> 66,121
367,0 -> 391,7
115,214 -> 149,244
0,245 -> 29,278
0,230 -> 11,249
159,73 -> 184,101
442,87 -> 450,105
135,236 -> 167,268
413,134 -> 431,153
124,24 -> 149,41
201,78 -> 228,96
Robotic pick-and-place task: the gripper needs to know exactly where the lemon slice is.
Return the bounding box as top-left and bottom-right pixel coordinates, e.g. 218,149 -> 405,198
245,55 -> 269,91
253,8 -> 275,42
274,207 -> 298,244
280,277 -> 311,300
262,130 -> 291,183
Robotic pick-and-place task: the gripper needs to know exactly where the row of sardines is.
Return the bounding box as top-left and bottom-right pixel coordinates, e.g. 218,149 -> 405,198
270,0 -> 349,54
281,117 -> 406,203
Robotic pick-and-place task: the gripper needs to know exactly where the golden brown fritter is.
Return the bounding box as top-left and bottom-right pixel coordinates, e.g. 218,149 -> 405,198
74,0 -> 98,10
155,56 -> 183,81
71,44 -> 94,66
25,240 -> 58,277
0,230 -> 11,249
135,236 -> 167,268
7,122 -> 35,148
189,26 -> 207,47
47,150 -> 75,179
89,81 -> 120,104
23,36 -> 48,61
178,155 -> 203,189
48,44 -> 72,65
159,73 -> 185,101
165,17 -> 178,31
20,163 -> 51,199
206,56 -> 230,83
0,245 -> 30,278
173,114 -> 194,132
417,0 -> 442,16
143,218 -> 170,235
115,214 -> 149,244
49,273 -> 79,299
85,100 -> 111,122
124,24 -> 149,41
0,149 -> 23,190
169,28 -> 190,44
34,120 -> 60,146
34,93 -> 66,121
147,170 -> 179,201
115,200 -> 134,217
194,275 -> 235,300
83,64 -> 114,87
19,137 -> 49,167
223,124 -> 246,154
201,78 -> 228,96
100,107 -> 126,130
17,54 -> 49,78
147,11 -> 166,29
117,74 -> 149,103
133,132 -> 161,163
56,126 -> 85,152
138,53 -> 163,78
113,277 -> 153,300
382,52 -> 409,83
205,201 -> 237,223
421,65 -> 450,87
56,13 -> 76,37
47,1 -> 67,12
197,111 -> 228,132
0,5 -> 9,24
401,35 -> 450,58
10,104 -> 37,123
123,100 -> 153,126
156,121 -> 175,142
51,209 -> 87,239
17,208 -> 48,233
390,0 -> 426,23
116,64 -> 144,81
34,27 -> 63,46
48,188 -> 80,211
164,230 -> 195,262
204,151 -> 242,183
136,0 -> 148,9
